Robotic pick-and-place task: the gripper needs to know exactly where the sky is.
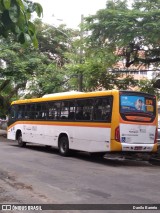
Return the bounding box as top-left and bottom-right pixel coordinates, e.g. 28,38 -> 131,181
33,0 -> 107,28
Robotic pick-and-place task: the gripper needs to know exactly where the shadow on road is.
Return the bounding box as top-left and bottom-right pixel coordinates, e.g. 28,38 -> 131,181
8,142 -> 160,167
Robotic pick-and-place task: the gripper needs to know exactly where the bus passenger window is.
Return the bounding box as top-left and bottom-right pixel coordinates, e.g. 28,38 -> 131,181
61,101 -> 69,119
41,103 -> 47,120
68,112 -> 75,120
10,105 -> 18,120
83,112 -> 90,120
76,99 -> 93,121
94,97 -> 112,122
60,101 -> 75,121
17,105 -> 25,119
76,110 -> 83,120
47,101 -> 61,120
94,109 -> 102,120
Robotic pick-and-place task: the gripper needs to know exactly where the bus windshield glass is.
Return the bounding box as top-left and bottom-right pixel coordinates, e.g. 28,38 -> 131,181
120,92 -> 156,121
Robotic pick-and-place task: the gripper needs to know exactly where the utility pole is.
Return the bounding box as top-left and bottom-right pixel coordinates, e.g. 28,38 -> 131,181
78,14 -> 84,92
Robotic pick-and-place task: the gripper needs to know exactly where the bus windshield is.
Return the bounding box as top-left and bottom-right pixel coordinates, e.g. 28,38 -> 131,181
120,92 -> 156,121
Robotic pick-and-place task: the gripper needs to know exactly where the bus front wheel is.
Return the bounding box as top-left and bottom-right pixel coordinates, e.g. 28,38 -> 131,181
59,136 -> 70,156
17,133 -> 26,147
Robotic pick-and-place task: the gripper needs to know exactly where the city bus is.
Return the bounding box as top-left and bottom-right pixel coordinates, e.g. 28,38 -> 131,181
7,90 -> 158,157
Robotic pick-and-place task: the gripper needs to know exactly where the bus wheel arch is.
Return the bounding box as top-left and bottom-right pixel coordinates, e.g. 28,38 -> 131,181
58,133 -> 70,156
16,130 -> 26,147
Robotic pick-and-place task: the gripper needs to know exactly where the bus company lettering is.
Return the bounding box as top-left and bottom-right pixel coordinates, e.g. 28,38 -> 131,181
129,129 -> 138,134
32,126 -> 37,131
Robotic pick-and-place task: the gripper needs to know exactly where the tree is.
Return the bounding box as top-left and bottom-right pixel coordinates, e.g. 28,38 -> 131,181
85,0 -> 160,69
0,20 -> 75,115
138,76 -> 160,99
26,19 -> 78,96
0,35 -> 48,115
0,0 -> 43,46
34,19 -> 75,66
65,50 -> 137,91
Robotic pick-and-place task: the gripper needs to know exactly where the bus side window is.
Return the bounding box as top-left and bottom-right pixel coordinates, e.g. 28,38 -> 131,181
68,102 -> 76,120
25,104 -> 30,119
76,99 -> 93,121
41,103 -> 47,119
61,101 -> 68,120
9,105 -> 18,120
94,108 -> 102,120
35,104 -> 42,119
17,105 -> 25,119
47,101 -> 61,120
29,104 -> 35,119
102,97 -> 112,122
76,109 -> 83,120
60,101 -> 76,121
83,112 -> 90,120
68,112 -> 75,120
94,96 -> 112,122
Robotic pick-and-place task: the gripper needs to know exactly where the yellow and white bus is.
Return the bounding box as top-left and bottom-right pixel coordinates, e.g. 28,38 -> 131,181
7,90 -> 158,157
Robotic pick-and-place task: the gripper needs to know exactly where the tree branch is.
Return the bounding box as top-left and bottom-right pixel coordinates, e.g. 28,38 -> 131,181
126,56 -> 160,67
0,79 -> 11,91
7,82 -> 26,100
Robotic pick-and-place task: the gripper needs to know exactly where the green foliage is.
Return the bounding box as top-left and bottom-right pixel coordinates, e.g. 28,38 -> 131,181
0,20 -> 75,116
82,0 -> 160,97
138,78 -> 160,99
65,58 -> 137,92
85,0 -> 160,68
34,19 -> 76,66
0,0 -> 43,47
2,4 -> 156,117
0,37 -> 47,105
26,64 -> 67,98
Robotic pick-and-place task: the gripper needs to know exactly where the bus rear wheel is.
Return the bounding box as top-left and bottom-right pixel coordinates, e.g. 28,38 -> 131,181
17,133 -> 26,147
59,136 -> 70,156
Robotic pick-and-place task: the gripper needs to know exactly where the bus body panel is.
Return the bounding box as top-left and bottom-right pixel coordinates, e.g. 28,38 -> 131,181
8,121 -> 111,152
70,125 -> 111,152
7,127 -> 16,141
118,123 -> 156,152
120,123 -> 156,144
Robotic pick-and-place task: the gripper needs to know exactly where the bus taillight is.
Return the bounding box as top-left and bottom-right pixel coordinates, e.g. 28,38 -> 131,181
154,128 -> 158,144
115,126 -> 120,142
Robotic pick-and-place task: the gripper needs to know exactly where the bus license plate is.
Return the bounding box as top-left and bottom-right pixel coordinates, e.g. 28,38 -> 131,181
134,146 -> 142,151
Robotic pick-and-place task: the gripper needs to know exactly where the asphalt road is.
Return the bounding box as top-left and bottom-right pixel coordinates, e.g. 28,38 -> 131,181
0,134 -> 160,213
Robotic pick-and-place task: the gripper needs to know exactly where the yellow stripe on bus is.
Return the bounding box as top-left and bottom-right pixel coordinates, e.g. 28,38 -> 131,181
8,121 -> 111,130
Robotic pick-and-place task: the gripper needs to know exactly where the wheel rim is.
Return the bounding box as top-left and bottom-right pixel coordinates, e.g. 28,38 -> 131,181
60,140 -> 67,153
18,135 -> 22,145
59,137 -> 69,155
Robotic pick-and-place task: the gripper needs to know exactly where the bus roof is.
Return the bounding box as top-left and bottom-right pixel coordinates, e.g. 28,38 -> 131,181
11,90 -> 155,105
11,90 -> 118,105
42,91 -> 84,97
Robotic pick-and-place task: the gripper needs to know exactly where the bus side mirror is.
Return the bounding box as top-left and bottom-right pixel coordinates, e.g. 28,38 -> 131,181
153,79 -> 160,89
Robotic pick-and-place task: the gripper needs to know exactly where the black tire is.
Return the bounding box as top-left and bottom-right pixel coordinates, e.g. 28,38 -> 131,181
17,133 -> 26,147
59,136 -> 70,156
